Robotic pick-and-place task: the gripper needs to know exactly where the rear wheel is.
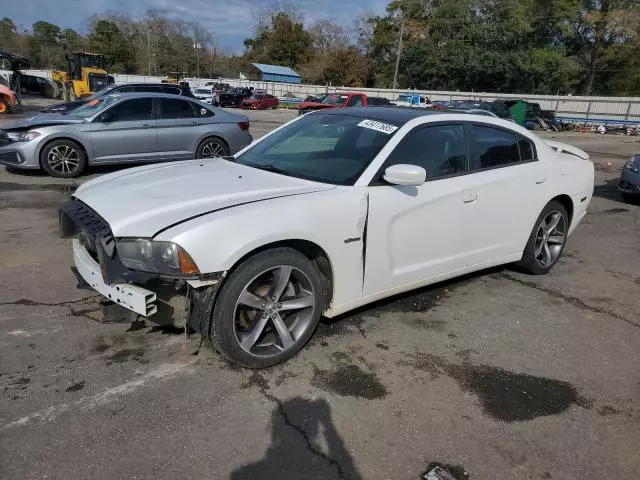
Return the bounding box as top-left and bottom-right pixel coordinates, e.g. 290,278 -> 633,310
40,139 -> 87,178
209,248 -> 327,368
196,137 -> 229,159
517,201 -> 569,275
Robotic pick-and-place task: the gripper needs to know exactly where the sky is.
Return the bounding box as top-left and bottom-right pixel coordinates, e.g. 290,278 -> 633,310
4,0 -> 389,52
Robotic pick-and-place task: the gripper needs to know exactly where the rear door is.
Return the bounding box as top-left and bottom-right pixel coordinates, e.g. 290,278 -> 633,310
90,98 -> 157,163
156,98 -> 198,159
463,123 -> 549,263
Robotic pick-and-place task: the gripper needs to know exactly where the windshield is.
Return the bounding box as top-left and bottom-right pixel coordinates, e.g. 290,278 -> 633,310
321,94 -> 348,106
68,95 -> 119,118
195,88 -> 211,95
397,95 -> 413,102
234,113 -> 399,185
228,87 -> 244,94
248,94 -> 264,100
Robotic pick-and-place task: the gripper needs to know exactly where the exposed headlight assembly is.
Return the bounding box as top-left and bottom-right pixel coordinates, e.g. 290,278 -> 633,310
117,239 -> 199,275
6,131 -> 41,142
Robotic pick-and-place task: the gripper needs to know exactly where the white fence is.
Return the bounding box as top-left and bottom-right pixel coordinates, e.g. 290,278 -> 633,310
13,69 -> 640,124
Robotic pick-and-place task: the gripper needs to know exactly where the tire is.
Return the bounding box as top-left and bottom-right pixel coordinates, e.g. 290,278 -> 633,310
517,200 -> 569,275
209,248 -> 328,368
0,98 -> 10,114
196,137 -> 229,159
40,139 -> 87,178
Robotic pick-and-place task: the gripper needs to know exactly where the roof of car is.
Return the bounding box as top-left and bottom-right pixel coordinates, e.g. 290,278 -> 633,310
114,83 -> 189,89
319,106 -> 444,124
102,92 -> 197,100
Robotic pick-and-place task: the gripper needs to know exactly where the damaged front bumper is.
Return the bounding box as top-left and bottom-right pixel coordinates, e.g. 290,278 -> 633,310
63,200 -> 225,332
73,239 -> 158,317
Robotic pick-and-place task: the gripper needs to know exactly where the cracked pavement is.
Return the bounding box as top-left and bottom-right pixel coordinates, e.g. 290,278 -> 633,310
1,110 -> 639,479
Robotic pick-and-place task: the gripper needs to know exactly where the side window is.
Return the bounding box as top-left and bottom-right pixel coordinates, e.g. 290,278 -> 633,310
472,125 -> 520,169
106,99 -> 153,122
197,104 -> 214,117
160,99 -> 195,119
518,137 -> 536,161
382,124 -> 468,181
347,95 -> 364,107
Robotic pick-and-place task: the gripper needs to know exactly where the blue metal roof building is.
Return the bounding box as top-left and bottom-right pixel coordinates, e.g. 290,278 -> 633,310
241,63 -> 302,84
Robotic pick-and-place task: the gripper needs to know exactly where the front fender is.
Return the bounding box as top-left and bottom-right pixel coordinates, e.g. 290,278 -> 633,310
34,131 -> 92,162
156,188 -> 369,309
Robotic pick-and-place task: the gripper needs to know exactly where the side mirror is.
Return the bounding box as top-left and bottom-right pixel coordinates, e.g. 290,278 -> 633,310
383,164 -> 426,186
99,111 -> 115,123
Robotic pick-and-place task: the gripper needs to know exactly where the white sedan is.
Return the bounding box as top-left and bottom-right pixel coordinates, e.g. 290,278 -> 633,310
60,108 -> 594,368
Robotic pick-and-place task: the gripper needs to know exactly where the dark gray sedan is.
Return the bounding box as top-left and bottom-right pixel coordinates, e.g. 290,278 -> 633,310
0,92 -> 252,177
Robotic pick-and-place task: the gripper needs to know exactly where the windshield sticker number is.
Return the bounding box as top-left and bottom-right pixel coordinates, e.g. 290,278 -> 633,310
358,119 -> 398,134
200,108 -> 207,115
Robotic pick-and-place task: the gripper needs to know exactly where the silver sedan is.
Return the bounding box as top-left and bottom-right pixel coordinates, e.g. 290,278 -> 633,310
0,92 -> 252,177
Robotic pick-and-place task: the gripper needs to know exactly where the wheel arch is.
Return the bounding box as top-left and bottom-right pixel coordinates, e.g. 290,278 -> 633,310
37,136 -> 91,165
549,194 -> 574,224
223,239 -> 334,306
197,134 -> 229,155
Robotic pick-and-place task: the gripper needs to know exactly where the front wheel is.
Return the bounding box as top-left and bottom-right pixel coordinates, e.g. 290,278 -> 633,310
209,248 -> 327,368
517,200 -> 569,275
196,137 -> 229,159
40,139 -> 87,178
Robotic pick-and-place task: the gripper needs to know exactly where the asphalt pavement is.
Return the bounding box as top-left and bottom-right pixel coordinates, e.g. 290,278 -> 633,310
1,103 -> 639,480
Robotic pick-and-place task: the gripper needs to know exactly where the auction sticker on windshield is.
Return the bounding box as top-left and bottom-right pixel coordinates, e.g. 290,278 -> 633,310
358,119 -> 399,134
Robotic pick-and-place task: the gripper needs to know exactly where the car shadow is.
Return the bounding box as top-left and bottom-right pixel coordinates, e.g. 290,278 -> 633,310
320,266 -> 506,331
230,397 -> 362,480
4,163 -> 134,179
593,177 -> 638,204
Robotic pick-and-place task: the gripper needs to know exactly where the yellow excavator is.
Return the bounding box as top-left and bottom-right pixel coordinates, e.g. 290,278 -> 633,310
51,52 -> 114,101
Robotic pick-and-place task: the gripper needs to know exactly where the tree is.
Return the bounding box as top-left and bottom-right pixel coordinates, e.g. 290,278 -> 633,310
244,9 -> 313,69
88,19 -> 136,73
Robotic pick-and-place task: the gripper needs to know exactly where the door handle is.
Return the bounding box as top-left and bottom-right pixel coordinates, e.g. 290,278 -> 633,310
142,124 -> 153,128
536,177 -> 547,185
463,194 -> 478,204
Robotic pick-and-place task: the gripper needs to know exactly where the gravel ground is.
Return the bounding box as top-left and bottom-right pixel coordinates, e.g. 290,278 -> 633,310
0,102 -> 639,480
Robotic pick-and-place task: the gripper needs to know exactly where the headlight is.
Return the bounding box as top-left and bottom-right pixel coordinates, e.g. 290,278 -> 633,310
117,239 -> 199,275
625,155 -> 640,172
6,131 -> 41,142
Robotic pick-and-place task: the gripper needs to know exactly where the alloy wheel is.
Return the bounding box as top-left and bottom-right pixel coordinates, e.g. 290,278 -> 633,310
201,141 -> 225,158
233,265 -> 316,357
534,210 -> 566,267
47,145 -> 80,175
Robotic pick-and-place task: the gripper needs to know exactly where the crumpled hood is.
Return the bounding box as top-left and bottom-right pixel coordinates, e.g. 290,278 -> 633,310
3,114 -> 85,131
73,159 -> 335,237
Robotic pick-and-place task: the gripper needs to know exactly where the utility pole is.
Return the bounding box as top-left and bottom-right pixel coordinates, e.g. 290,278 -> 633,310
194,42 -> 201,78
392,12 -> 405,91
147,28 -> 151,76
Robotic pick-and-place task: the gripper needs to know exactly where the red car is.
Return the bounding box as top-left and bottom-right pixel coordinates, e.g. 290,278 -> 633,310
240,93 -> 279,110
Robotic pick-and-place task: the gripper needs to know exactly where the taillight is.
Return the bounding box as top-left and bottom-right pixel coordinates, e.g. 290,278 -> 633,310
238,121 -> 250,131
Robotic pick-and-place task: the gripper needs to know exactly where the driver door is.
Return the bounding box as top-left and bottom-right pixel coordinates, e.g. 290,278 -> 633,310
90,98 -> 157,163
363,123 -> 485,296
